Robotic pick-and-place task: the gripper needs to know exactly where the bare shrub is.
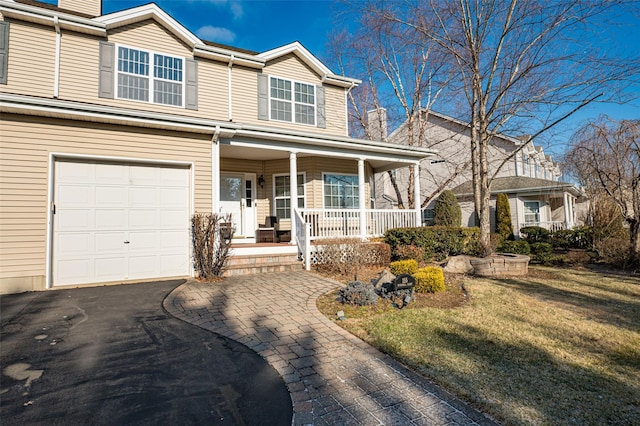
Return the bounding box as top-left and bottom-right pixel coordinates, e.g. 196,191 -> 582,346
192,212 -> 234,280
595,238 -> 631,269
314,238 -> 390,276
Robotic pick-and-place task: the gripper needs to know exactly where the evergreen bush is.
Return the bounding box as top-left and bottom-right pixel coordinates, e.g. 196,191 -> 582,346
433,190 -> 462,227
413,266 -> 446,293
497,240 -> 531,255
495,193 -> 514,240
385,227 -> 480,261
338,281 -> 378,306
520,226 -> 551,243
390,259 -> 419,275
530,242 -> 554,263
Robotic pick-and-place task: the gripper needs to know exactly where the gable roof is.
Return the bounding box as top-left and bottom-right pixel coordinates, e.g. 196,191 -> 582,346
451,176 -> 583,198
0,0 -> 359,87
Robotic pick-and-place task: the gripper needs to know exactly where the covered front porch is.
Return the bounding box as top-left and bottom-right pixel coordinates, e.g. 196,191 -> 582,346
211,125 -> 434,269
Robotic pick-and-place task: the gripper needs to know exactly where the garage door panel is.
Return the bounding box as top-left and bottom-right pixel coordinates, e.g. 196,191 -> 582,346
95,232 -> 127,253
160,254 -> 188,275
129,209 -> 158,228
57,209 -> 92,231
56,233 -> 92,256
57,162 -> 93,182
128,231 -> 158,251
95,186 -> 128,207
57,185 -> 92,206
95,209 -> 127,229
95,163 -> 128,183
160,210 -> 187,228
129,187 -> 158,206
160,230 -> 189,250
128,255 -> 158,279
56,258 -> 91,284
160,187 -> 188,207
161,167 -> 191,186
54,161 -> 190,286
94,257 -> 127,281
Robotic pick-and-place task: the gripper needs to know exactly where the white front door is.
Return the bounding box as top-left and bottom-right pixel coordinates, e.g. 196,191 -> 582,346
52,160 -> 191,286
220,173 -> 256,241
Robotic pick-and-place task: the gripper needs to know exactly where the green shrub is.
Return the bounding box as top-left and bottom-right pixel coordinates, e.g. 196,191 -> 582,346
433,190 -> 462,227
394,244 -> 426,262
497,239 -> 531,255
385,227 -> 480,261
495,193 -> 514,240
551,226 -> 593,250
530,242 -> 554,263
390,259 -> 418,275
413,266 -> 446,293
338,281 -> 378,306
520,226 -> 551,243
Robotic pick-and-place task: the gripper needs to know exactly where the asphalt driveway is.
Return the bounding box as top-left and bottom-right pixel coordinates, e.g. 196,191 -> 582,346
0,280 -> 292,425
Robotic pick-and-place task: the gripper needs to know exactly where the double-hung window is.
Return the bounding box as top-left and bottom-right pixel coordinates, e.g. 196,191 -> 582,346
523,201 -> 540,225
323,174 -> 359,209
117,46 -> 183,107
270,77 -> 315,125
274,173 -> 305,220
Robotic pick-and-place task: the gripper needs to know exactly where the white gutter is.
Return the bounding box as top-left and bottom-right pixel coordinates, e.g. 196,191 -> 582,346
53,16 -> 60,99
193,45 -> 264,69
0,0 -> 106,36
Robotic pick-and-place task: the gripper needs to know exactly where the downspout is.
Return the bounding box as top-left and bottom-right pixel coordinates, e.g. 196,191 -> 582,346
211,125 -> 221,214
53,16 -> 61,98
228,54 -> 234,121
344,81 -> 356,137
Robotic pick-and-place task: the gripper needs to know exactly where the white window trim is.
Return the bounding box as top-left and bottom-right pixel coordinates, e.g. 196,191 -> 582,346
268,76 -> 317,126
273,172 -> 306,219
523,200 -> 541,225
114,43 -> 185,108
322,172 -> 359,210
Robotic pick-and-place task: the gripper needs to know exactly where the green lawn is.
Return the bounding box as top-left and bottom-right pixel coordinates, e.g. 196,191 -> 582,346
318,267 -> 640,425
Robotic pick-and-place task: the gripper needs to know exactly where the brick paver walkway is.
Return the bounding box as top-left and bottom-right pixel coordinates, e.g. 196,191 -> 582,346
164,271 -> 498,426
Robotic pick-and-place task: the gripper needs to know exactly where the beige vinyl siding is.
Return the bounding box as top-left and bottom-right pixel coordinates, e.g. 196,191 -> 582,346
264,54 -> 319,83
198,60 -> 229,119
230,65 -> 258,123
108,20 -> 191,58
58,0 -> 101,16
0,20 -> 55,97
58,30 -> 101,101
0,114 -> 212,290
324,85 -> 347,135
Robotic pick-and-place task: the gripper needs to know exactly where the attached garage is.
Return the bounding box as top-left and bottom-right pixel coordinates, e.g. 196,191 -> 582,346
52,159 -> 192,286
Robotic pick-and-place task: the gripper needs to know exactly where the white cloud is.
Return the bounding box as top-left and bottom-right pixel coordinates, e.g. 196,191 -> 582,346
196,25 -> 236,43
196,0 -> 244,20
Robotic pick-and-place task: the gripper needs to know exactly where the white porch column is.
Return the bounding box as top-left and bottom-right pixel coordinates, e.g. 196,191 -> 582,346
211,138 -> 220,214
358,158 -> 367,241
563,192 -> 570,229
413,162 -> 421,226
289,151 -> 298,244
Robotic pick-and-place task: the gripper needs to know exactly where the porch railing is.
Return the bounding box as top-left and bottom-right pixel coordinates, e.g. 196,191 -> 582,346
520,221 -> 568,233
294,209 -> 311,270
298,208 -> 418,240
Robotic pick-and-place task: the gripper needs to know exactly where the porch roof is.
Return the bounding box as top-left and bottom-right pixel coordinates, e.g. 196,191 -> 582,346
1,93 -> 435,172
451,176 -> 584,198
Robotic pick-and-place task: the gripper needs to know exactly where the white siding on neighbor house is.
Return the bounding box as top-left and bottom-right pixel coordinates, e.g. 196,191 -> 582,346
0,114 -> 212,292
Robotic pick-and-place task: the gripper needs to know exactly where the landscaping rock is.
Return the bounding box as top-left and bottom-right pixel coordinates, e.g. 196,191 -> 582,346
372,270 -> 396,290
444,255 -> 474,274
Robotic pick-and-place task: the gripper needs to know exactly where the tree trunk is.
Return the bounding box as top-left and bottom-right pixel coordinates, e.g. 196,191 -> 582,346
629,218 -> 640,267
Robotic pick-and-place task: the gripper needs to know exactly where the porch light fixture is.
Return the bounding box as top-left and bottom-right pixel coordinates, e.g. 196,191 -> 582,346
258,175 -> 265,188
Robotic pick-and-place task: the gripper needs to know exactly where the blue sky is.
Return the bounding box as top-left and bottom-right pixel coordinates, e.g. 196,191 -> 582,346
50,0 -> 639,147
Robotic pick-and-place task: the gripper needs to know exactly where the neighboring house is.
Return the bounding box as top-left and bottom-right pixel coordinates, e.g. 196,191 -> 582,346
372,109 -> 583,235
0,0 -> 433,293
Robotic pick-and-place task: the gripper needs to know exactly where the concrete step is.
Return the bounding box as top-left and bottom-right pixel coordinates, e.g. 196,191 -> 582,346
223,253 -> 303,277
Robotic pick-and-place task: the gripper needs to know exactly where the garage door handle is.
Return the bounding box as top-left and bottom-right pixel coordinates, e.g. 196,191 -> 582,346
124,241 -> 130,244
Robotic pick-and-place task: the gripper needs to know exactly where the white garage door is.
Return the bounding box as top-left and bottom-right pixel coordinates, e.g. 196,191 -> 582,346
53,160 -> 191,286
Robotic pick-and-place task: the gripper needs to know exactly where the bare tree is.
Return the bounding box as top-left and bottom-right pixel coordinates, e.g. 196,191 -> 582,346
337,0 -> 639,255
330,9 -> 463,209
564,117 -> 640,266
